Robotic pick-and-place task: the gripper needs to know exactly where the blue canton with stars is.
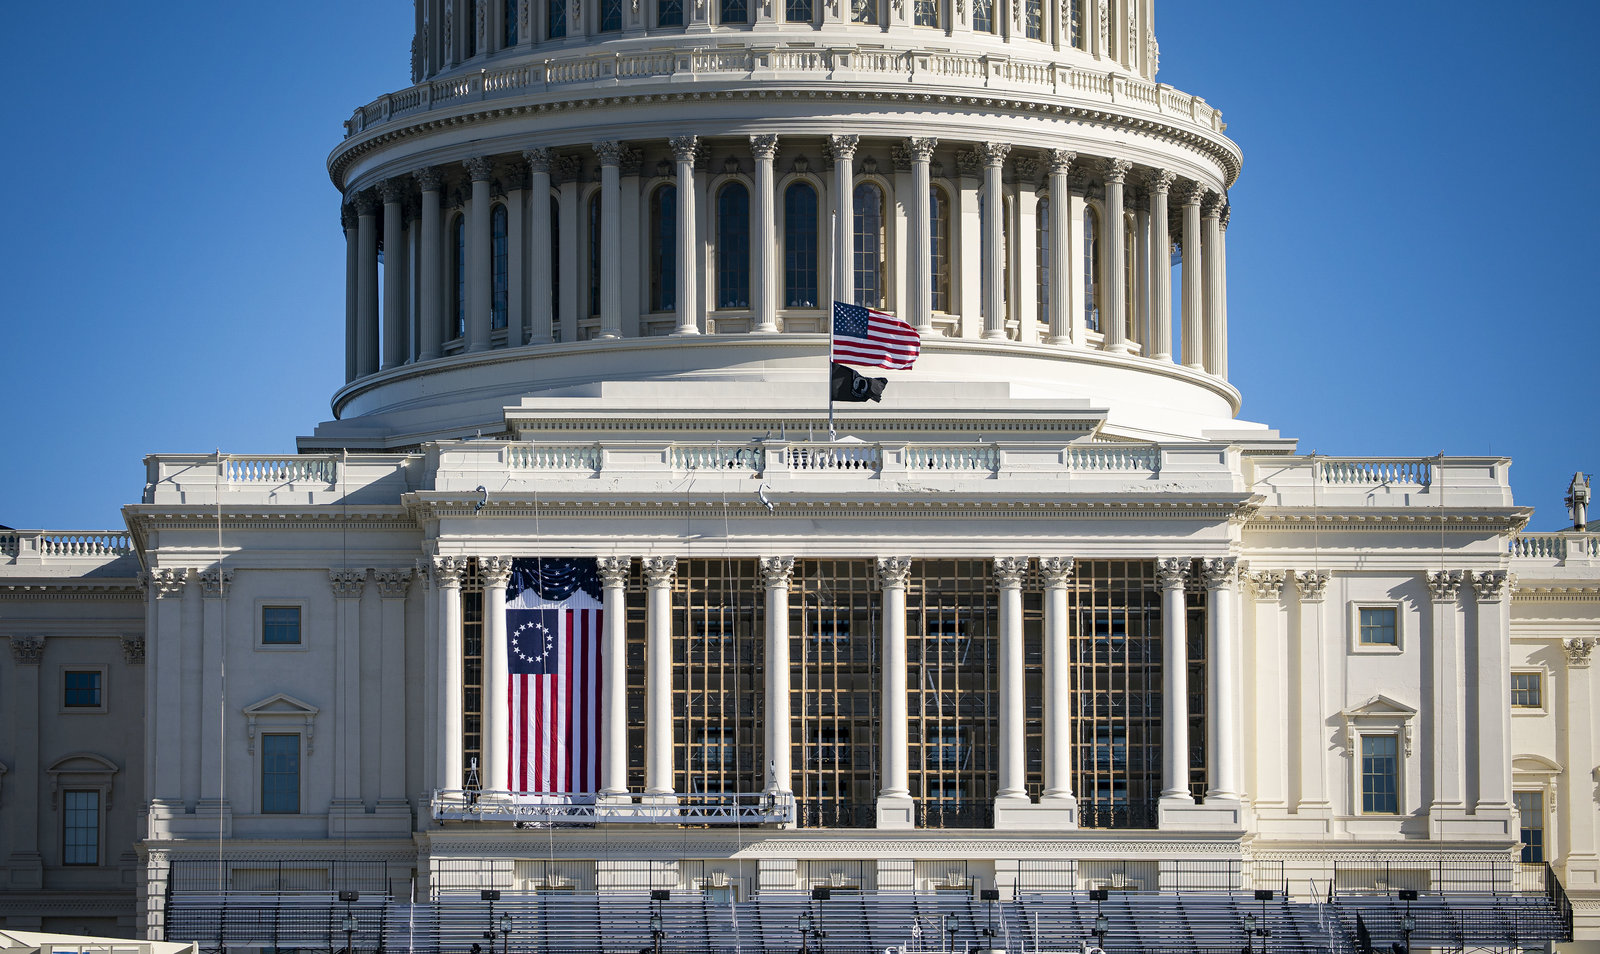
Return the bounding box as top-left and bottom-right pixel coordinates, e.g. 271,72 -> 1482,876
507,608 -> 563,675
833,301 -> 870,340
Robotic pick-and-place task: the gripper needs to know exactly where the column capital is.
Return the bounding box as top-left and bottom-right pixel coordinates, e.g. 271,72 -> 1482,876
1102,157 -> 1132,184
353,190 -> 382,216
144,567 -> 190,598
643,555 -> 678,587
524,148 -> 553,175
1564,638 -> 1596,669
414,165 -> 445,192
373,568 -> 413,599
1200,557 -> 1238,590
1201,190 -> 1224,218
1047,148 -> 1076,174
431,555 -> 465,588
1244,569 -> 1287,600
1426,569 -> 1465,602
1148,169 -> 1177,194
1471,569 -> 1512,602
749,134 -> 781,160
328,568 -> 366,600
1178,181 -> 1206,207
669,136 -> 699,163
341,203 -> 357,231
1156,557 -> 1189,589
904,137 -> 939,163
480,557 -> 514,588
8,635 -> 45,665
593,140 -> 625,166
553,154 -> 582,184
378,177 -> 409,204
121,635 -> 146,665
827,134 -> 860,163
979,142 -> 1012,166
1294,569 -> 1330,601
876,556 -> 912,588
992,557 -> 1029,587
1219,202 -> 1232,231
759,556 -> 796,587
596,556 -> 633,588
199,567 -> 234,599
1039,556 -> 1075,587
464,156 -> 496,182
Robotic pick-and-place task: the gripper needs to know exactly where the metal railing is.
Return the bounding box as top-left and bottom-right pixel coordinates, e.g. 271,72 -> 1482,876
1330,857 -> 1532,896
431,789 -> 794,825
164,859 -> 407,895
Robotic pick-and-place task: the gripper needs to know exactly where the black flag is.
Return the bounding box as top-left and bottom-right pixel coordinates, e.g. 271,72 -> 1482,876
830,362 -> 887,403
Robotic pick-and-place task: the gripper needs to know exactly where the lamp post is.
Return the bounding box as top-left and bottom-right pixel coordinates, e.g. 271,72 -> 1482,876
650,888 -> 670,954
979,888 -> 1000,950
1245,888 -> 1273,954
1089,887 -> 1109,953
481,890 -> 505,954
1398,889 -> 1417,954
339,889 -> 360,954
498,912 -> 512,954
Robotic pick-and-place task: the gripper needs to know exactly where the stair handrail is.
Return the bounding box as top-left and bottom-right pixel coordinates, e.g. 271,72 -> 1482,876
1545,861 -> 1574,939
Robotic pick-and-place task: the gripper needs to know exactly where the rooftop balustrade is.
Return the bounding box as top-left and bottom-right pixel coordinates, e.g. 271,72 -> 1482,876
0,529 -> 134,569
140,453 -> 423,509
1245,455 -> 1515,510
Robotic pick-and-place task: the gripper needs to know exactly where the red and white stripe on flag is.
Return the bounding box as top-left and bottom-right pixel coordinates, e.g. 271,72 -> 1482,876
508,587 -> 602,794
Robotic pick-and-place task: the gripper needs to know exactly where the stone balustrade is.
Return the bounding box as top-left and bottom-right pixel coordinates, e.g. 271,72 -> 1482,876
1509,532 -> 1600,567
1247,456 -> 1514,509
142,453 -> 423,507
1,530 -> 133,567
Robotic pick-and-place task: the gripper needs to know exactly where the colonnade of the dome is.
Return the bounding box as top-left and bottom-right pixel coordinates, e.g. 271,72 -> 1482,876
341,133 -> 1230,387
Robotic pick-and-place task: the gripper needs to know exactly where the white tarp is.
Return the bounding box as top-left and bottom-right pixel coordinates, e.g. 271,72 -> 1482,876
0,931 -> 195,954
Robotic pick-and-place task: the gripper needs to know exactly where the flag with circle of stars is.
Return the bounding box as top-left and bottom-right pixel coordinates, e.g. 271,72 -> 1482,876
505,558 -> 603,795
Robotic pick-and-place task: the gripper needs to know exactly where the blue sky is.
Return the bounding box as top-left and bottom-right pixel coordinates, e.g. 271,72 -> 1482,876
2,2 -> 1595,531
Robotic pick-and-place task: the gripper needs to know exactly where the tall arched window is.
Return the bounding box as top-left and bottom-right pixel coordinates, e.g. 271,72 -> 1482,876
451,213 -> 467,340
550,196 -> 561,339
1083,205 -> 1101,332
658,0 -> 683,27
1068,0 -> 1082,47
720,0 -> 748,24
491,204 -> 509,331
587,193 -> 602,318
717,183 -> 751,310
1123,212 -> 1137,342
1037,197 -> 1050,325
463,0 -> 478,57
783,182 -> 819,308
548,0 -> 568,38
853,182 -> 885,308
504,0 -> 519,46
930,186 -> 951,313
650,185 -> 677,313
1024,0 -> 1041,38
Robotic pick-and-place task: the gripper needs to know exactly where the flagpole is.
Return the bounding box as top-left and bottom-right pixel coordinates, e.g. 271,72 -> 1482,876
827,300 -> 837,442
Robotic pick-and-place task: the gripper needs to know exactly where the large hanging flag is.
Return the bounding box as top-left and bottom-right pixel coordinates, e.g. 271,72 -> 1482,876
506,557 -> 603,794
831,301 -> 921,370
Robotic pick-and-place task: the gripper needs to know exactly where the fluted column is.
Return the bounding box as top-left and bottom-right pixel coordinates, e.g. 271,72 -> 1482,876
1157,558 -> 1193,803
644,556 -> 678,795
1203,557 -> 1240,802
906,138 -> 938,333
380,179 -> 408,369
435,557 -> 465,790
877,557 -> 913,806
1148,170 -> 1175,361
829,135 -> 859,306
526,150 -> 554,344
415,167 -> 444,359
326,569 -> 365,822
343,205 -> 359,381
1471,571 -> 1513,813
1103,158 -> 1132,352
1245,570 -> 1288,814
6,635 -> 43,880
1427,570 -> 1467,819
751,136 -> 780,333
1039,558 -> 1076,807
760,557 -> 796,795
1561,639 -> 1598,881
1178,183 -> 1204,369
464,157 -> 495,352
594,142 -> 624,339
1201,191 -> 1224,375
596,556 -> 632,797
994,557 -> 1030,801
668,138 -> 700,334
1046,150 -> 1074,344
355,191 -> 380,376
374,569 -> 412,812
481,557 -> 513,791
980,142 -> 1011,339
1292,570 -> 1331,816
198,568 -> 234,818
505,173 -> 527,346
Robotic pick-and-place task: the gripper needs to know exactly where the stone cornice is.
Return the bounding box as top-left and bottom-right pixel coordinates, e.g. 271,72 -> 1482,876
124,509 -> 417,534
0,580 -> 144,600
1246,508 -> 1533,533
1512,584 -> 1600,602
404,494 -> 1256,521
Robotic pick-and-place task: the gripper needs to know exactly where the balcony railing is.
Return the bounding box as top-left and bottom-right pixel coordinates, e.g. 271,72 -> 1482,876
431,789 -> 794,825
0,529 -> 133,565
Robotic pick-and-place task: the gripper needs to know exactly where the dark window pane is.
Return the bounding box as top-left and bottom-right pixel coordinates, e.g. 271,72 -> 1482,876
492,204 -> 509,330
63,790 -> 99,865
262,606 -> 302,645
262,734 -> 301,814
651,186 -> 677,313
783,183 -> 818,308
717,183 -> 751,309
64,670 -> 102,708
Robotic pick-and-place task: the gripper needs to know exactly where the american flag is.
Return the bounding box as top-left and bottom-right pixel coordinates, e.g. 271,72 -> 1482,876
831,301 -> 921,370
507,572 -> 602,794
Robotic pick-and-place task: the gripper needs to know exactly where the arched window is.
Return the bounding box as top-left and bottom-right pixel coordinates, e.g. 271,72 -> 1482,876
972,0 -> 994,33
852,182 -> 885,308
587,193 -> 602,318
1024,0 -> 1041,38
1083,205 -> 1101,332
1037,197 -> 1050,324
914,0 -> 939,27
463,0 -> 478,57
720,0 -> 748,24
785,0 -> 812,22
650,185 -> 677,313
717,183 -> 751,310
930,186 -> 951,313
1124,211 -> 1137,342
600,0 -> 623,31
504,0 -> 519,46
491,203 -> 509,331
548,0 -> 568,38
658,0 -> 683,27
783,182 -> 819,308
451,213 -> 467,340
550,196 -> 561,339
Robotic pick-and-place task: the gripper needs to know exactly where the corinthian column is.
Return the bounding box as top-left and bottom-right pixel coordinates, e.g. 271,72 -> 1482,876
434,557 -> 465,791
760,557 -> 796,795
414,167 -> 445,359
596,556 -> 632,798
1201,191 -> 1224,375
1561,639 -> 1598,882
643,557 -> 678,795
669,137 -> 700,335
1039,558 -> 1076,813
1472,570 -> 1513,814
1103,158 -> 1132,352
906,138 -> 938,333
876,556 -> 914,828
342,204 -> 358,381
526,149 -> 554,344
1427,569 -> 1467,822
481,557 -> 513,792
380,178 -> 408,370
464,156 -> 495,352
355,191 -> 380,376
750,136 -> 780,333
1178,183 -> 1204,369
829,135 -> 860,306
1148,170 -> 1175,361
594,141 -> 624,339
1291,569 -> 1331,817
994,557 -> 1029,801
980,142 -> 1011,339
1157,558 -> 1193,804
1202,557 -> 1240,802
1245,569 -> 1288,815
1046,150 -> 1075,344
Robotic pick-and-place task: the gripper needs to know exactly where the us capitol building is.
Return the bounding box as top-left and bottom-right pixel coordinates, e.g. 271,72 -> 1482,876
2,0 -> 1597,949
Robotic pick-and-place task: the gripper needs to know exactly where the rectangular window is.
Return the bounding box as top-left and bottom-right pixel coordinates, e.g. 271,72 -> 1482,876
972,0 -> 993,32
658,0 -> 683,26
64,670 -> 102,708
1511,671 -> 1543,708
913,0 -> 938,26
261,734 -> 301,814
1360,735 -> 1399,814
785,0 -> 813,21
1023,0 -> 1040,38
1358,607 -> 1397,646
63,790 -> 99,865
548,0 -> 568,37
719,0 -> 747,23
262,606 -> 302,645
600,0 -> 623,31
851,0 -> 878,23
1514,790 -> 1544,863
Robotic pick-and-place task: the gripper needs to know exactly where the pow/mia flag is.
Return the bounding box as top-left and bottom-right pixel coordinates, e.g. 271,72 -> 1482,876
830,362 -> 887,403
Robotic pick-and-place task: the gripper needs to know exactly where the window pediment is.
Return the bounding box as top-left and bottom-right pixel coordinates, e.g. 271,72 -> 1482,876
1340,695 -> 1417,756
243,693 -> 320,754
45,752 -> 119,809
